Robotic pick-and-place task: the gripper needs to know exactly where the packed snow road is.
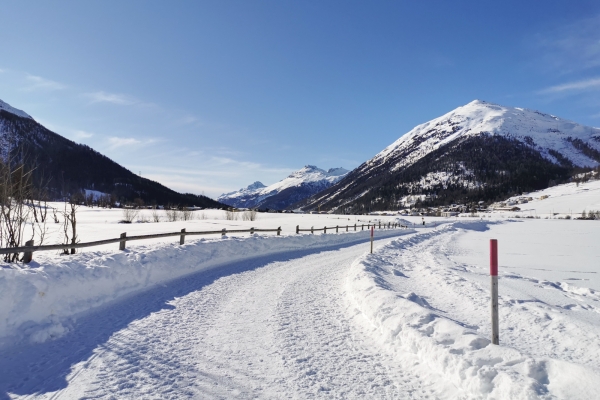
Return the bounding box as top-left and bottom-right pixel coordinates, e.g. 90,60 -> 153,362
2,233 -> 455,399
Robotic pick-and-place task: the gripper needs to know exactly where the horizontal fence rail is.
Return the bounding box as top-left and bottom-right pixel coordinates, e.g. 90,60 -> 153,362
3,220 -> 409,264
295,222 -> 407,234
0,227 -> 282,262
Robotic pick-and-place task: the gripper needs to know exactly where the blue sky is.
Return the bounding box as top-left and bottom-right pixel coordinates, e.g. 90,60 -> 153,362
1,1 -> 600,198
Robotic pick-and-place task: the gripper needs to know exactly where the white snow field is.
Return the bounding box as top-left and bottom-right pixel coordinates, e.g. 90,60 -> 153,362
0,207 -> 599,399
497,178 -> 600,218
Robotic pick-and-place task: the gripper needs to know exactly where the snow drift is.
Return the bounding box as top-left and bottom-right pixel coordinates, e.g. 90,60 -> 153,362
345,221 -> 600,399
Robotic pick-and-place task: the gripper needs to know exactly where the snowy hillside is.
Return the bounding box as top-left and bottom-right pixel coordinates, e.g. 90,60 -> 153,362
0,99 -> 32,119
218,165 -> 349,209
0,98 -> 224,207
493,176 -> 600,217
301,100 -> 600,212
376,100 -> 600,170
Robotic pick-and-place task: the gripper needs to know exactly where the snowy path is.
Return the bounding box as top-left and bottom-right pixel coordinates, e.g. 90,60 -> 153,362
3,221 -> 599,399
2,234 -> 453,399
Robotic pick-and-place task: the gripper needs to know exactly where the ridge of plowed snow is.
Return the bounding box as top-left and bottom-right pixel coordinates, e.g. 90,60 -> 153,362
346,221 -> 600,399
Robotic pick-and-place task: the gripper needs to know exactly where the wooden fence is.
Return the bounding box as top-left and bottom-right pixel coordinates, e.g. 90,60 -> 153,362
1,220 -> 407,264
296,221 -> 406,234
0,227 -> 281,263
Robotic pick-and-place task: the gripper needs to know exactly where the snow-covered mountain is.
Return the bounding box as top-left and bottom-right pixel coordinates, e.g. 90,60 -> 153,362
0,98 -> 225,207
0,99 -> 32,120
218,165 -> 349,209
300,100 -> 600,212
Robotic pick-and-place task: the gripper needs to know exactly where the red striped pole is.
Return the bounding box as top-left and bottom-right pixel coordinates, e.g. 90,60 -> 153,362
370,226 -> 374,254
490,239 -> 499,345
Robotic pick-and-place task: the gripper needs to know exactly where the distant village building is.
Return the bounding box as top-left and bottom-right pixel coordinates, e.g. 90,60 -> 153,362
441,211 -> 459,217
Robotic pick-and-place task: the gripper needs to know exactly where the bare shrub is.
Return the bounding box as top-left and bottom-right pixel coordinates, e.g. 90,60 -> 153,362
121,207 -> 139,223
224,209 -> 237,220
180,208 -> 193,221
0,156 -> 51,261
165,207 -> 179,222
151,206 -> 161,222
62,194 -> 82,254
137,212 -> 150,223
242,210 -> 257,221
197,211 -> 207,220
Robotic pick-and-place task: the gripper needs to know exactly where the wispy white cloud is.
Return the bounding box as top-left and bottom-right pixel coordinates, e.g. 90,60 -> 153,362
23,74 -> 66,91
73,130 -> 94,139
132,158 -> 293,198
533,14 -> 600,74
86,91 -> 138,105
107,137 -> 141,148
539,77 -> 600,94
176,115 -> 199,125
107,136 -> 161,149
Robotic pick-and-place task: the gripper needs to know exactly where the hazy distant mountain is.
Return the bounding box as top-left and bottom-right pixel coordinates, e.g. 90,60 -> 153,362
0,99 -> 226,207
218,165 -> 349,209
298,100 -> 600,212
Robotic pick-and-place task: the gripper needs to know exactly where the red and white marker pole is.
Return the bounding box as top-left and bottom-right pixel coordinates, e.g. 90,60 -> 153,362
370,226 -> 374,254
490,239 -> 499,345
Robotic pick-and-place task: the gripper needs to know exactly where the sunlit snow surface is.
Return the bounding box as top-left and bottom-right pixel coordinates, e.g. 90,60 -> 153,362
0,185 -> 599,398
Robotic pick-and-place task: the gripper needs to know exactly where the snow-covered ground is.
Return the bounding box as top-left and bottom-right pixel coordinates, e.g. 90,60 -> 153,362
27,204 -> 392,254
1,202 -> 599,398
494,178 -> 600,218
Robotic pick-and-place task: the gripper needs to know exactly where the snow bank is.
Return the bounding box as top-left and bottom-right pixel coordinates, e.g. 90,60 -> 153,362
345,222 -> 600,399
0,228 -> 409,347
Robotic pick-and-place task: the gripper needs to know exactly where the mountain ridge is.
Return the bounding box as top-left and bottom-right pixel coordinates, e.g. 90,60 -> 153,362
0,99 -> 226,208
296,100 -> 600,212
218,165 -> 349,209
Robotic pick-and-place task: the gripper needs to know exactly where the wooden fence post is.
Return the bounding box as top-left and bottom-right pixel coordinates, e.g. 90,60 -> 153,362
354,224 -> 356,231
222,228 -> 226,236
277,227 -> 281,236
296,225 -> 299,234
311,226 -> 314,234
119,233 -> 127,250
490,239 -> 499,345
361,224 -> 364,230
370,226 -> 374,254
324,226 -> 327,234
346,225 -> 348,232
180,229 -> 186,245
336,225 -> 339,233
379,221 -> 381,229
23,240 -> 33,263
250,227 -> 255,235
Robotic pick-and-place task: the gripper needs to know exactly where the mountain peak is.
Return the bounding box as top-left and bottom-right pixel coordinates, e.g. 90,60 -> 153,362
218,165 -> 349,209
302,101 -> 600,213
326,167 -> 349,176
246,181 -> 266,190
0,99 -> 32,120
